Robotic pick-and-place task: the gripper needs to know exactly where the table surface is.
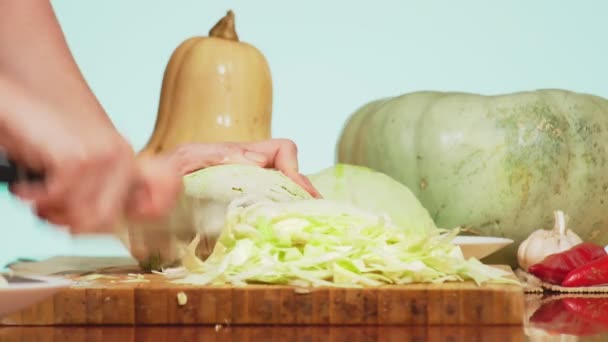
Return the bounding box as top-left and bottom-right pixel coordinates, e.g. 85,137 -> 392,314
2,294 -> 608,341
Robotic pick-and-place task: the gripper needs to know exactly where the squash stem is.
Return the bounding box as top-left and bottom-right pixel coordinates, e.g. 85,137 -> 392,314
209,10 -> 239,41
554,210 -> 566,235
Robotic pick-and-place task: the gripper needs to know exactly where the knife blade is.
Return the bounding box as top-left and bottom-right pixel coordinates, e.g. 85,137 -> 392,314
6,275 -> 47,284
1,274 -> 46,284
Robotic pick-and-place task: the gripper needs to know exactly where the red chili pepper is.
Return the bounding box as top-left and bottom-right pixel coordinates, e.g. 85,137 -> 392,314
562,254 -> 608,287
528,242 -> 607,285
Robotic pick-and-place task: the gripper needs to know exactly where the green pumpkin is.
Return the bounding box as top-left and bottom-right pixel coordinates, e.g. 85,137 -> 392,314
337,89 -> 608,267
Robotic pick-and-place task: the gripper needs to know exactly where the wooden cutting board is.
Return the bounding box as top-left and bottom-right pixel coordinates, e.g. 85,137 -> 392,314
0,326 -> 527,342
1,257 -> 524,326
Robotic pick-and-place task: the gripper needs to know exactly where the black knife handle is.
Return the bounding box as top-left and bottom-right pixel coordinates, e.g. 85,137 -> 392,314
0,152 -> 43,184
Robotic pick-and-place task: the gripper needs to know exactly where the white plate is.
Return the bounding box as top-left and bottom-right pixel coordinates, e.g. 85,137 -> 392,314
0,275 -> 72,318
452,236 -> 514,260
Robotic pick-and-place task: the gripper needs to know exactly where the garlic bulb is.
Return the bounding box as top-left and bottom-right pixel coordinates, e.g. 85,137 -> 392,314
517,210 -> 582,271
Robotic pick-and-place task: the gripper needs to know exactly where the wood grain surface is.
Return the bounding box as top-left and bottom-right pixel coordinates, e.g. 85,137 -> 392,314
0,266 -> 524,326
0,326 -> 528,342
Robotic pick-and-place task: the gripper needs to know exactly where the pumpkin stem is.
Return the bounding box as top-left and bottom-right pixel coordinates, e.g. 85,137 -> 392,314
553,210 -> 566,235
209,10 -> 239,41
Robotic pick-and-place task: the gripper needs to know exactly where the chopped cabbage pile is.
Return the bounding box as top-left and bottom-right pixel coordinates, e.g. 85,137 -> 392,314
156,164 -> 518,288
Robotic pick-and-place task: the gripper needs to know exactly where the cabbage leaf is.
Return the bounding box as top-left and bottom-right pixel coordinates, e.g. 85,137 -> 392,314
309,164 -> 438,235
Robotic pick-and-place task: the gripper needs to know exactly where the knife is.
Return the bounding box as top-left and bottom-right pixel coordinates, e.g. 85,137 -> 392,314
1,274 -> 46,284
0,152 -> 43,184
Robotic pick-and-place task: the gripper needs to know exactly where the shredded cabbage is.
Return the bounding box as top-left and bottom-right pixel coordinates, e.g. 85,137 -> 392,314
166,195 -> 518,288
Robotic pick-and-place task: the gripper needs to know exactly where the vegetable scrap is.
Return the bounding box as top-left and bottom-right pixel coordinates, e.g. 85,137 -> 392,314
74,274 -> 117,282
152,268 -> 188,279
120,274 -> 149,283
294,287 -> 311,294
71,273 -> 149,285
176,291 -> 188,306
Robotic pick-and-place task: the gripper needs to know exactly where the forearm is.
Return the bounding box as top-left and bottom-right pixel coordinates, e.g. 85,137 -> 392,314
0,1 -> 112,126
0,74 -> 50,157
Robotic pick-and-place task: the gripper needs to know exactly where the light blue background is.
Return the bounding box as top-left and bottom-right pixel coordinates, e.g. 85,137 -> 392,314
2,0 -> 607,267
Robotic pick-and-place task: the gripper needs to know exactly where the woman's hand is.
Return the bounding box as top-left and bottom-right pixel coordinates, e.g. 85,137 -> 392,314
0,77 -> 152,234
133,140 -> 322,214
0,1 -> 156,234
128,140 -> 322,221
167,140 -> 321,198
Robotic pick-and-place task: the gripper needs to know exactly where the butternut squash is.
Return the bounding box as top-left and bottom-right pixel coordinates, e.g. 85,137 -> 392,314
140,10 -> 273,157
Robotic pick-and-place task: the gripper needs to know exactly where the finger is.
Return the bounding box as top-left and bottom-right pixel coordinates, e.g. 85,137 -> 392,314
36,155 -> 130,233
162,141 -> 321,199
9,181 -> 47,203
241,139 -> 299,173
241,139 -> 323,197
30,167 -> 74,216
166,143 -> 264,176
296,173 -> 323,199
81,148 -> 143,232
6,151 -> 82,228
11,177 -> 77,227
15,182 -> 72,227
35,187 -> 104,233
278,170 -> 322,200
77,164 -> 131,232
35,206 -> 70,227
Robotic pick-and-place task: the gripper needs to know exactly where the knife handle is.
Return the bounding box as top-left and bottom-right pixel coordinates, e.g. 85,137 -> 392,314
0,152 -> 43,184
